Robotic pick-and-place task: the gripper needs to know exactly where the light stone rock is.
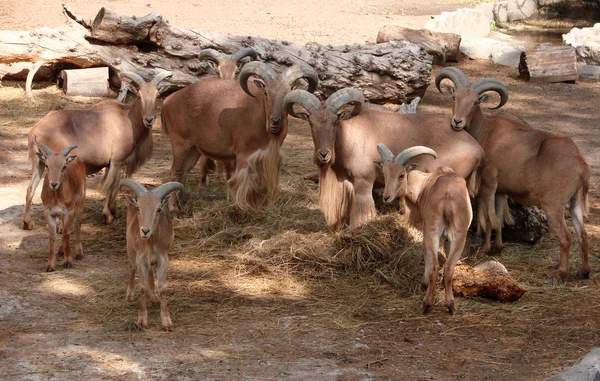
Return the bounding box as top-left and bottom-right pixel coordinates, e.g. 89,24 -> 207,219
563,24 -> 600,66
544,348 -> 600,381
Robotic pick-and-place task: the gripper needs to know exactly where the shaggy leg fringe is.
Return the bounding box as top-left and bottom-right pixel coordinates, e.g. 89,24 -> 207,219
318,167 -> 352,231
227,138 -> 282,212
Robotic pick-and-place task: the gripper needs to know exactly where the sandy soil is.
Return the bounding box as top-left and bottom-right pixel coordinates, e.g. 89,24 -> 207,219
2,1 -> 600,380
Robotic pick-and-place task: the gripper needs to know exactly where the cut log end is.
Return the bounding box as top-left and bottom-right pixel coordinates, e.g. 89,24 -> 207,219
519,44 -> 578,83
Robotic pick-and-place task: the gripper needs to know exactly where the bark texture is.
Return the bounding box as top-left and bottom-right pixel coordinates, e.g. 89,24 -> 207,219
0,6 -> 433,103
376,25 -> 461,65
519,44 -> 578,83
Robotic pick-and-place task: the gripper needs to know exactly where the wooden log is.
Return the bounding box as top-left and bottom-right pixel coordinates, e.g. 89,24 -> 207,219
452,263 -> 526,302
0,6 -> 433,104
376,25 -> 461,65
91,7 -> 162,44
58,67 -> 109,97
519,44 -> 578,83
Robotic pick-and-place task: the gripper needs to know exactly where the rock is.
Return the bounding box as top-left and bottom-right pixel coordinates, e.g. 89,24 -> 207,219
544,347 -> 600,381
425,8 -> 491,40
396,97 -> 420,114
502,199 -> 548,245
474,260 -> 509,275
578,64 -> 600,80
563,24 -> 600,66
460,38 -> 524,66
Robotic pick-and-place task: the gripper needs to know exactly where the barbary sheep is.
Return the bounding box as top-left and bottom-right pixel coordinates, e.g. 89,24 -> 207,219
161,62 -> 318,212
120,179 -> 184,330
282,87 -> 483,230
35,139 -> 86,272
23,70 -> 173,227
436,67 -> 590,281
377,144 -> 472,314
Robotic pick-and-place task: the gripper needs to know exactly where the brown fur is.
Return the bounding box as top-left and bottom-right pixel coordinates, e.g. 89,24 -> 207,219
38,148 -> 87,272
161,73 -> 295,213
317,165 -> 353,231
227,137 -> 282,211
294,99 -> 483,231
380,159 -> 472,314
446,83 -> 591,280
124,185 -> 178,331
23,76 -> 168,228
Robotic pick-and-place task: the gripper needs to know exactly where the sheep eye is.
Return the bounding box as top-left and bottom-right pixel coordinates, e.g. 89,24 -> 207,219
62,166 -> 67,170
156,208 -> 161,214
398,174 -> 404,179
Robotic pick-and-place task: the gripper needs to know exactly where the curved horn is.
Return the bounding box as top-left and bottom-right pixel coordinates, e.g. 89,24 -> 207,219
198,49 -> 224,64
151,70 -> 173,86
238,62 -> 277,97
324,88 -> 364,116
119,71 -> 145,88
282,64 -> 319,93
152,182 -> 184,202
377,143 -> 394,163
60,145 -> 78,157
283,89 -> 321,118
470,78 -> 509,109
395,146 -> 437,166
435,67 -> 470,93
120,178 -> 148,198
230,48 -> 258,64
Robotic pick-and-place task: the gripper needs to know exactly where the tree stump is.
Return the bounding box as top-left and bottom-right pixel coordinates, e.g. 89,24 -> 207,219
376,25 -> 461,65
519,44 -> 578,83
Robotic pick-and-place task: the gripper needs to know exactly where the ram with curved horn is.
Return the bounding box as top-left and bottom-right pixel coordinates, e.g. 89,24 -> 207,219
377,144 -> 472,315
198,48 -> 258,81
120,179 -> 183,331
23,70 -> 173,228
161,61 -> 319,212
35,140 -> 87,272
196,47 -> 259,186
436,67 -> 590,282
283,87 -> 484,230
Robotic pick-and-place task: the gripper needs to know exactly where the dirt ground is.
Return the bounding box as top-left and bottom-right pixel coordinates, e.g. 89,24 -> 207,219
2,1 -> 600,380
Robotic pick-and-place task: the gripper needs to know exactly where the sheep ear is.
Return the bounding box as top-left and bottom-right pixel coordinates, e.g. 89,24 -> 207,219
253,80 -> 266,92
296,112 -> 310,121
161,194 -> 171,207
476,94 -> 489,104
66,156 -> 77,164
126,195 -> 137,207
374,161 -> 383,170
36,152 -> 47,163
407,163 -> 418,172
442,84 -> 455,97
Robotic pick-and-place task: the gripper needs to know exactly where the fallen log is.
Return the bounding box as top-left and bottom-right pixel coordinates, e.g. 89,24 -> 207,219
453,263 -> 526,302
376,25 -> 461,65
519,43 -> 578,83
0,6 -> 433,103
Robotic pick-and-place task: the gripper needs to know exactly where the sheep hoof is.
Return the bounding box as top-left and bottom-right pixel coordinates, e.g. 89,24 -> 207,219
162,320 -> 173,332
103,213 -> 114,225
446,302 -> 458,315
45,266 -> 55,272
578,268 -> 591,279
420,302 -> 432,314
136,317 -> 148,329
75,254 -> 83,261
63,261 -> 73,269
23,220 -> 33,230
